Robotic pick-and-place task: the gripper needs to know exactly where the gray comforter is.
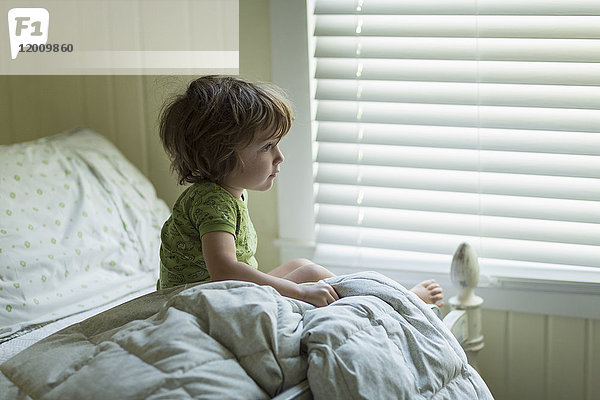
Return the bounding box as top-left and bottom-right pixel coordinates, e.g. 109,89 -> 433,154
0,272 -> 493,399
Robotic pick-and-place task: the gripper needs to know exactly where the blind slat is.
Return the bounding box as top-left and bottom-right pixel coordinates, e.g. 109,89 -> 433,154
316,100 -> 600,133
316,142 -> 600,178
315,0 -> 600,16
316,122 -> 600,155
316,59 -> 600,86
315,244 -> 600,285
315,15 -> 600,38
316,225 -> 600,268
315,183 -> 600,223
315,204 -> 600,246
315,164 -> 600,201
316,37 -> 600,62
316,79 -> 600,109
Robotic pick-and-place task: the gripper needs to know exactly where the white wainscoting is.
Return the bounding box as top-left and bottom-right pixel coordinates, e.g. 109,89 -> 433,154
480,310 -> 600,400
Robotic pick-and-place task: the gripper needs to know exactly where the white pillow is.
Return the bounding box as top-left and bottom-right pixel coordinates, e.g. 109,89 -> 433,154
0,128 -> 170,338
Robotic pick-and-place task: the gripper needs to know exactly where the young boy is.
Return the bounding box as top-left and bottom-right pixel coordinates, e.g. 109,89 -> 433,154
157,76 -> 443,308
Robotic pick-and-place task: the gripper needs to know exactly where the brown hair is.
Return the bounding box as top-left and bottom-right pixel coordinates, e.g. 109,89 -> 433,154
159,75 -> 293,185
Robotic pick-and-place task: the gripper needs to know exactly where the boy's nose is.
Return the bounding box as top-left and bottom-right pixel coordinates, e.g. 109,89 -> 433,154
274,146 -> 284,164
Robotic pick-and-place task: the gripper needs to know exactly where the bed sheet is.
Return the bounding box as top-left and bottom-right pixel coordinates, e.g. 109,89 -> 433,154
0,285 -> 155,364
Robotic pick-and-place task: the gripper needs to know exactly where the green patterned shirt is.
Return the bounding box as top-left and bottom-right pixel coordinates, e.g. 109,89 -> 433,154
158,181 -> 258,289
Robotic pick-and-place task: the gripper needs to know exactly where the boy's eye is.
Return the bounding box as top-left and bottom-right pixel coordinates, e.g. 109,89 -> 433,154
262,144 -> 273,152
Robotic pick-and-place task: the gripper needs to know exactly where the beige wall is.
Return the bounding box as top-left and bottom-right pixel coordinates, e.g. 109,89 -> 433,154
238,0 -> 281,271
1,1 -> 599,399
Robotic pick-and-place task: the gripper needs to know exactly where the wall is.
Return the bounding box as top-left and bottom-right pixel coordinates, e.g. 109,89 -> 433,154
238,0 -> 280,271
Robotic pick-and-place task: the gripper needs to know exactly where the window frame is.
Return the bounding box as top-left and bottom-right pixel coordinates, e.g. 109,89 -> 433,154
269,0 -> 600,319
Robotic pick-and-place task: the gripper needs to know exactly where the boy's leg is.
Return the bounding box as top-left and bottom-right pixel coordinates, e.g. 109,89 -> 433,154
268,258 -> 335,283
281,263 -> 335,284
268,258 -> 314,278
270,260 -> 442,304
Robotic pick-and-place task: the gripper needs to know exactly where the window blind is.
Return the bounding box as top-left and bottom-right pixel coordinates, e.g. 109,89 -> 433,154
308,0 -> 600,282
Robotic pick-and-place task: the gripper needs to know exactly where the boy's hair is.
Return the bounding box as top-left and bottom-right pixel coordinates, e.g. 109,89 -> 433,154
159,75 -> 293,185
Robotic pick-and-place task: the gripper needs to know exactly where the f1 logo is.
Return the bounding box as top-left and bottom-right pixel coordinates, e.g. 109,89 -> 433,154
7,8 -> 49,60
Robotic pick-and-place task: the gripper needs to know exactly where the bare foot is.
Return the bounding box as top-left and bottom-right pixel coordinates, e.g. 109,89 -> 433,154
410,279 -> 444,307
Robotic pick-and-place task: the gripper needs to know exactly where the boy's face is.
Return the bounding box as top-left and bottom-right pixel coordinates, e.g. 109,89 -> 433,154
220,130 -> 285,199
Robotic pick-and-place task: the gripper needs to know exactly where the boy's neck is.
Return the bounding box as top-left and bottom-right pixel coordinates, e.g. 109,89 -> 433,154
218,182 -> 244,200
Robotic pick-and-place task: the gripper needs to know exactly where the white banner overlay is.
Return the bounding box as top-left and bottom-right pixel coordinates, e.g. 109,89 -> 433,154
76,51 -> 239,69
2,1 -> 239,75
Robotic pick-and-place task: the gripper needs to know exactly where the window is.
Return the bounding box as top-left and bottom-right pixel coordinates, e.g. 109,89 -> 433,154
270,0 -> 600,317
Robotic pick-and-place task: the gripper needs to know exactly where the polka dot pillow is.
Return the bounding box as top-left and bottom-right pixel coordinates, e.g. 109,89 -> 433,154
0,128 -> 170,338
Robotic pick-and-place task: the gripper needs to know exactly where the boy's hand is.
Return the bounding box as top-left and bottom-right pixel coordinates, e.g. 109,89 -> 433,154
300,283 -> 339,307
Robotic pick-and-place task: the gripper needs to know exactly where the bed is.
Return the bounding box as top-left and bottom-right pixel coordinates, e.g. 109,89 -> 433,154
0,128 -> 493,399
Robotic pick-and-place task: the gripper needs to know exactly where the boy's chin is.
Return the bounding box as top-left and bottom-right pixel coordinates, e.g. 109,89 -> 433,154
249,181 -> 274,192
261,182 -> 275,191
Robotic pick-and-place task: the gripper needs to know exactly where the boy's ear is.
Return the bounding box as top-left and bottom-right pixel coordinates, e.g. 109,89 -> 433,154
227,153 -> 244,174
236,156 -> 246,172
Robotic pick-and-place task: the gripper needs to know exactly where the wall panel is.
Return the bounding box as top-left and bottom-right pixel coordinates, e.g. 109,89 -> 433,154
7,77 -> 42,142
479,309 -> 598,400
38,77 -> 85,135
507,312 -> 547,399
142,75 -> 188,208
111,76 -> 148,176
590,319 -> 600,400
480,309 -> 508,399
548,316 -> 586,400
82,76 -> 117,144
0,75 -> 11,144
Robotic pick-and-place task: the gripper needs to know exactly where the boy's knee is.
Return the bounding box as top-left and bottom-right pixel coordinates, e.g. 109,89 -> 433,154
298,263 -> 330,282
291,258 -> 313,267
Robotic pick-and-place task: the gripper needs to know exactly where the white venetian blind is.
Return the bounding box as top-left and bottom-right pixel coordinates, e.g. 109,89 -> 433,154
309,0 -> 600,282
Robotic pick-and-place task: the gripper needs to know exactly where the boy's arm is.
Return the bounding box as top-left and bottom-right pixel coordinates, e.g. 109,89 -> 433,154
201,231 -> 338,307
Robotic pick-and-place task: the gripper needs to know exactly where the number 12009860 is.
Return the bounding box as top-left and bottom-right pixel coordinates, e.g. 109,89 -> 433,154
19,43 -> 73,53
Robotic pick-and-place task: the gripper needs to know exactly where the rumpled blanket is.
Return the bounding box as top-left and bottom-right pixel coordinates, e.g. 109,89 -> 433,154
0,272 -> 493,399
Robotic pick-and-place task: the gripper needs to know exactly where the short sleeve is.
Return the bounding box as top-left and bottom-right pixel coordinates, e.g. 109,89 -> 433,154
188,189 -> 238,239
